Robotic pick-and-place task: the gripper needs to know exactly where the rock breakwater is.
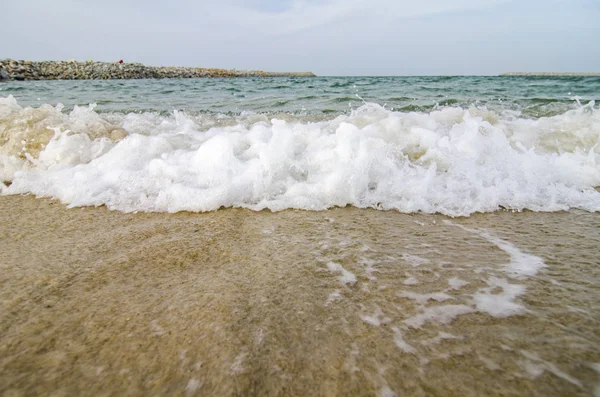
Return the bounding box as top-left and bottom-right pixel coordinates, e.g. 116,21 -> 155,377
500,72 -> 600,76
0,59 -> 316,81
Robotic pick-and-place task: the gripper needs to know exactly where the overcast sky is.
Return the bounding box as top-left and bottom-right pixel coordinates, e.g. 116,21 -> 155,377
3,0 -> 599,75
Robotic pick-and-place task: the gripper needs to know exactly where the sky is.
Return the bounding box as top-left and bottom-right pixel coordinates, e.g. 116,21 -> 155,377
3,0 -> 599,75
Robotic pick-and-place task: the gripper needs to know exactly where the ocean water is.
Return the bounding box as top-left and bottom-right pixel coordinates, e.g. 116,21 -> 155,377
1,77 -> 600,395
1,76 -> 599,215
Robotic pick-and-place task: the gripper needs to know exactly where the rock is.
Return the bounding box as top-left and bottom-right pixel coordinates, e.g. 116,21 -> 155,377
0,59 -> 317,80
12,74 -> 25,81
0,68 -> 10,81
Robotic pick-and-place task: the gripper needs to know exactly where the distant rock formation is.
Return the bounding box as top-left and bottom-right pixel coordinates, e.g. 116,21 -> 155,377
500,72 -> 600,76
0,67 -> 10,81
0,59 -> 316,81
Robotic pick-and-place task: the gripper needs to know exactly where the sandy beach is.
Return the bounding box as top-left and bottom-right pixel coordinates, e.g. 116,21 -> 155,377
4,0 -> 600,394
1,195 -> 599,396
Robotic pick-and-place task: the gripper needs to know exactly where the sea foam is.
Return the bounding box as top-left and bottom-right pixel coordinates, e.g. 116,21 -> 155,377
1,95 -> 599,215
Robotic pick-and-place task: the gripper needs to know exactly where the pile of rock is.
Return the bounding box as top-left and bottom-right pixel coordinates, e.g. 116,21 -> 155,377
500,72 -> 600,76
0,59 -> 316,81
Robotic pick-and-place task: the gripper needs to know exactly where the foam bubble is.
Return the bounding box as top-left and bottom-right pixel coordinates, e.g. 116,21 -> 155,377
479,356 -> 501,371
327,262 -> 357,285
519,350 -> 583,388
448,277 -> 469,290
379,386 -> 396,397
398,291 -> 453,305
360,306 -> 391,326
404,305 -> 474,329
392,327 -> 417,354
423,332 -> 460,345
474,277 -> 526,317
446,222 -> 546,278
2,96 -> 599,215
402,254 -> 431,267
185,378 -> 201,396
403,276 -> 420,285
325,290 -> 342,305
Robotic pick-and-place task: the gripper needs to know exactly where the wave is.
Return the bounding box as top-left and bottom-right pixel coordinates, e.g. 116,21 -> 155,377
1,95 -> 599,215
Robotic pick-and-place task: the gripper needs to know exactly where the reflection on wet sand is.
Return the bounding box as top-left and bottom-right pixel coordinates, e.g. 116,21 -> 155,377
0,195 -> 599,396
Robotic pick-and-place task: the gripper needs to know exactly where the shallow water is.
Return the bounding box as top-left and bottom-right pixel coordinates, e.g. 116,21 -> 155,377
1,196 -> 599,396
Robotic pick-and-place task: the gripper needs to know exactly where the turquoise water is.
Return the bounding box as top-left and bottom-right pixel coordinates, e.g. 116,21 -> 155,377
1,76 -> 599,117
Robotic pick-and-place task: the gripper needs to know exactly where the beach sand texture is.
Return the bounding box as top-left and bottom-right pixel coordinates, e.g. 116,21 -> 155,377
1,195 -> 599,396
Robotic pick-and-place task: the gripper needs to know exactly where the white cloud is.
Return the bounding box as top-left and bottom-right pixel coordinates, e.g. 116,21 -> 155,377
207,0 -> 507,36
2,0 -> 599,74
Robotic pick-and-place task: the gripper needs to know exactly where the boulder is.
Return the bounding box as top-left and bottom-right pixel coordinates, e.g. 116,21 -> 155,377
0,68 -> 10,81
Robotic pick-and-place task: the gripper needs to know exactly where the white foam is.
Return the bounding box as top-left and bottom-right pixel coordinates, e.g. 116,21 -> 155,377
479,356 -> 501,371
476,230 -> 546,277
359,257 -> 379,280
327,262 -> 357,285
474,277 -> 526,317
230,352 -> 247,375
343,343 -> 361,374
379,386 -> 396,397
519,350 -> 583,388
185,378 -> 201,396
422,332 -> 460,345
359,306 -> 391,326
392,327 -> 417,354
398,291 -> 453,305
403,276 -> 420,285
402,254 -> 431,267
404,305 -> 474,329
442,223 -> 546,318
448,277 -> 469,290
2,97 -> 599,215
446,222 -> 546,278
325,290 -> 342,305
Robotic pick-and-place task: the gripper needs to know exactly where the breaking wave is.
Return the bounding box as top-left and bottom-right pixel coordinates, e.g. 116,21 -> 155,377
1,95 -> 599,215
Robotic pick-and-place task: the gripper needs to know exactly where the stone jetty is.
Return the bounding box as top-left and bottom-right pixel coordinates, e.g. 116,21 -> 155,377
500,72 -> 600,76
0,59 -> 316,81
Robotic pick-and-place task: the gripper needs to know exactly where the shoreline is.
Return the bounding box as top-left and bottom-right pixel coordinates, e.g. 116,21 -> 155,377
0,59 -> 316,81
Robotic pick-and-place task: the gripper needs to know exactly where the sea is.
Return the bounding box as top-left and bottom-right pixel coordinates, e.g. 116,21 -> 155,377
1,76 -> 599,214
1,76 -> 599,396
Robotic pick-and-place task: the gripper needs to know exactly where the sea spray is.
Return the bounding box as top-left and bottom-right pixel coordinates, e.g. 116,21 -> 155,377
1,95 -> 599,215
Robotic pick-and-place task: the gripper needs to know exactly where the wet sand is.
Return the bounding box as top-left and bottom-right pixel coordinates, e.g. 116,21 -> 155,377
1,195 -> 599,396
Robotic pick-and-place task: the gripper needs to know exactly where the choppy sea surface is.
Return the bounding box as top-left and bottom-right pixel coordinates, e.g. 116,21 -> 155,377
1,76 -> 599,214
